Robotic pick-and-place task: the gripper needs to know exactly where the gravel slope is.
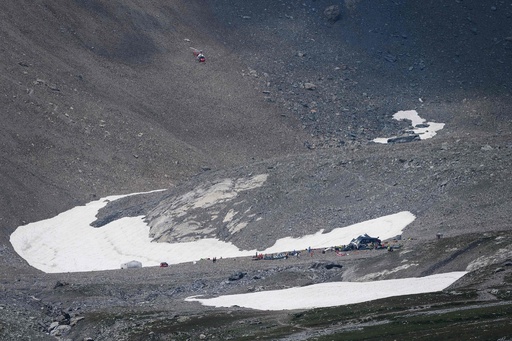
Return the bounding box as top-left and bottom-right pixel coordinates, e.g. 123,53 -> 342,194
0,0 -> 511,340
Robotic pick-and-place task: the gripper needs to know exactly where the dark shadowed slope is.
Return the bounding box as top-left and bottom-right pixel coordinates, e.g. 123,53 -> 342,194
206,0 -> 512,143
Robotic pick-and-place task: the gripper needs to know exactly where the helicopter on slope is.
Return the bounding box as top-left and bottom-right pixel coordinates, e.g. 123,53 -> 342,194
190,47 -> 206,62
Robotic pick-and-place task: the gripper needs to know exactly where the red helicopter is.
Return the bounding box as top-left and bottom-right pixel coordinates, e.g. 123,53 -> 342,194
190,47 -> 206,62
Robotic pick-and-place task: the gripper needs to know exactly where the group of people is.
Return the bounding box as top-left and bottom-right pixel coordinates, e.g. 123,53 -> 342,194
201,241 -> 399,265
253,249 -> 310,261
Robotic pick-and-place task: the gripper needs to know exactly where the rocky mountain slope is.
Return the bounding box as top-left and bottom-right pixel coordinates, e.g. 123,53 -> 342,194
0,0 -> 511,340
0,0 -> 308,243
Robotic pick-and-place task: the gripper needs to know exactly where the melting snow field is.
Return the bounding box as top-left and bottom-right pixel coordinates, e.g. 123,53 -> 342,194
186,272 -> 467,311
9,193 -> 415,273
9,192 -> 466,310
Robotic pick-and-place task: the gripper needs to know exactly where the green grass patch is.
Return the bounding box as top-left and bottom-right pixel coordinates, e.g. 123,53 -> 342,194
291,290 -> 478,328
314,302 -> 512,341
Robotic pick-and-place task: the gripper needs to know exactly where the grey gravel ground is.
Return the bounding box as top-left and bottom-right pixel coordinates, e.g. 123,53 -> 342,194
1,0 -> 511,340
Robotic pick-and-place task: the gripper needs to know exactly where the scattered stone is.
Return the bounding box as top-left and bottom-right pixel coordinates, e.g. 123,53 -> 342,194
324,5 -> 341,23
48,83 -> 60,91
70,316 -> 85,326
310,262 -> 343,270
304,140 -> 315,149
384,54 -> 397,63
228,272 -> 246,281
325,263 -> 343,269
50,325 -> 72,337
481,145 -> 493,151
48,321 -> 59,332
248,68 -> 258,77
177,316 -> 190,323
387,135 -> 420,143
54,281 -> 68,289
55,311 -> 71,324
304,82 -> 317,90
415,123 -> 429,128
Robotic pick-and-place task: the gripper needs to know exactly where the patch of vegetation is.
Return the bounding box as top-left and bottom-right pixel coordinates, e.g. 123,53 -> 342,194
291,291 -> 478,328
111,290 -> 505,341
314,302 -> 512,341
126,311 -> 301,341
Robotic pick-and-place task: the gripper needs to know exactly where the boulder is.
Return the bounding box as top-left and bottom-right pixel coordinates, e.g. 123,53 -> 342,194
325,263 -> 343,270
310,262 -> 343,270
415,123 -> 430,128
50,325 -> 72,337
324,5 -> 341,23
387,134 -> 420,144
53,281 -> 68,289
304,82 -> 317,90
48,321 -> 59,333
228,272 -> 246,281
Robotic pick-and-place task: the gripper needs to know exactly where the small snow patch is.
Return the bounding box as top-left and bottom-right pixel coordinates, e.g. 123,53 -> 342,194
374,110 -> 445,144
